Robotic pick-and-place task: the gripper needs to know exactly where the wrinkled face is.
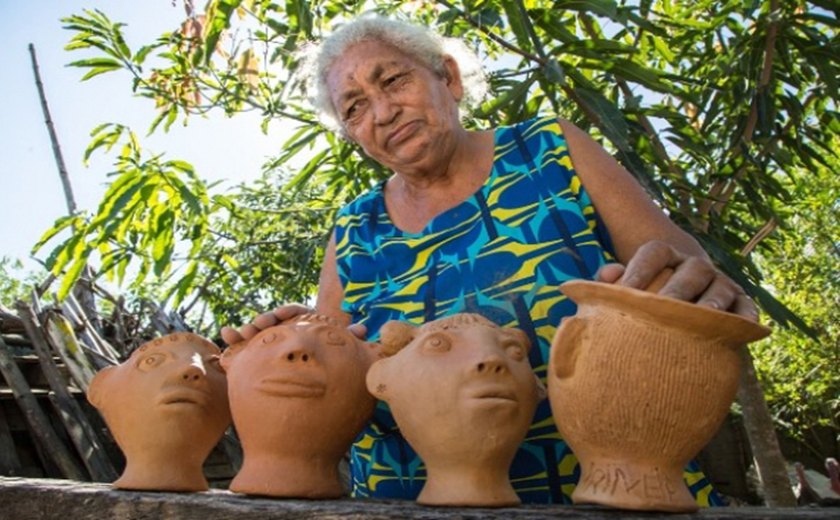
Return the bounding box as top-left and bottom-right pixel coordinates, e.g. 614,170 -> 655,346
88,336 -> 231,453
221,318 -> 378,450
369,324 -> 542,459
325,39 -> 464,174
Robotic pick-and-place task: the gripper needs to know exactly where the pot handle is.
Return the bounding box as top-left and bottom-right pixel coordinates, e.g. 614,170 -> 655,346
551,316 -> 587,380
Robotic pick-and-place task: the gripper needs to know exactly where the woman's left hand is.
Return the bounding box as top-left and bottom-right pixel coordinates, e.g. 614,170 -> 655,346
596,240 -> 759,321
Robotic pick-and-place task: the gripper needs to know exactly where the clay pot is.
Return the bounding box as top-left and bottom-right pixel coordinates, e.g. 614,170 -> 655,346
220,313 -> 381,497
548,280 -> 770,512
368,313 -> 545,506
88,333 -> 231,491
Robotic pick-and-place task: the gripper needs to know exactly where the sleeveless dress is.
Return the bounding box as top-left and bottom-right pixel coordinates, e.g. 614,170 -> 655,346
333,116 -> 723,505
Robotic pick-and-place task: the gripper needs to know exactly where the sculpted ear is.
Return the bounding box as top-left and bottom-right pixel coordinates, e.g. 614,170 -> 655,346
219,340 -> 248,372
366,358 -> 393,401
534,375 -> 547,401
87,365 -> 117,409
379,320 -> 417,357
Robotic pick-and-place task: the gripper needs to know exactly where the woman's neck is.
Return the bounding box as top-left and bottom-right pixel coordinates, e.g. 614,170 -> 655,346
385,129 -> 494,233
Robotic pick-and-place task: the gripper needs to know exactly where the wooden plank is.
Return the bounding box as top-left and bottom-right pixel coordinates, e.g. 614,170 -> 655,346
15,302 -> 117,483
0,404 -> 22,474
43,312 -> 98,393
1,477 -> 839,519
62,296 -> 120,362
0,336 -> 86,480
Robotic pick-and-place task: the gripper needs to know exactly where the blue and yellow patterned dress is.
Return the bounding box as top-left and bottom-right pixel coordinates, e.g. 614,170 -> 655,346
333,115 -> 722,505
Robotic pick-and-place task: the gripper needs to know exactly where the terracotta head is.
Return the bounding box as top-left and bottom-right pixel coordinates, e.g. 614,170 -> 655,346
220,313 -> 381,497
367,313 -> 545,505
88,333 -> 231,491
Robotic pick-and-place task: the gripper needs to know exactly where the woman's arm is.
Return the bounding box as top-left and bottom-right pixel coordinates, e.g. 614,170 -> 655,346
559,119 -> 757,319
219,231 -> 357,345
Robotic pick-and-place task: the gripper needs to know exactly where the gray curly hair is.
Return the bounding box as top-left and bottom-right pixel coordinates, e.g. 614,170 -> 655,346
299,15 -> 487,131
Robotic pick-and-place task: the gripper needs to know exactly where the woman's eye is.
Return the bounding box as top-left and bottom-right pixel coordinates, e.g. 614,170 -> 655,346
385,72 -> 408,88
137,352 -> 167,371
345,100 -> 366,121
422,333 -> 451,353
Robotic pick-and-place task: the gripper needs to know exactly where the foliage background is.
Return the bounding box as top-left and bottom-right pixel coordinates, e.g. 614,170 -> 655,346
15,0 -> 840,463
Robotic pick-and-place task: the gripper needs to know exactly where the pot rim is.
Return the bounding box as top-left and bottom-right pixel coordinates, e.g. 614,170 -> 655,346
560,280 -> 771,345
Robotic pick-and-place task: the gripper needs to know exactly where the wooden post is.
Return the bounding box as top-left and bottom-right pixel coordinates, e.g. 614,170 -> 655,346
0,336 -> 86,480
16,302 -> 118,483
0,405 -> 23,475
28,43 -> 99,333
737,347 -> 797,507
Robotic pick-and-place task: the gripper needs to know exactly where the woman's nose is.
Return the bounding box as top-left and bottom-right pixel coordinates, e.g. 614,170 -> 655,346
372,95 -> 399,125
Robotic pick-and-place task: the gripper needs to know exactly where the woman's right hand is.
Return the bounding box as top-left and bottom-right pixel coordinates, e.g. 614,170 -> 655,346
220,303 -> 314,346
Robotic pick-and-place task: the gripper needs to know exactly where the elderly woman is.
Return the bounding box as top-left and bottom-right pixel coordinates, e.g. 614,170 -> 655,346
222,16 -> 756,504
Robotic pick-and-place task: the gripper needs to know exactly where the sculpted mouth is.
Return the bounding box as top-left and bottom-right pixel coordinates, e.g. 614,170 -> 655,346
470,386 -> 518,403
258,377 -> 326,398
158,388 -> 209,407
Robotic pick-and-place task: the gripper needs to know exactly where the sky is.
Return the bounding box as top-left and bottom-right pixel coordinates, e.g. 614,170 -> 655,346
0,1 -> 294,273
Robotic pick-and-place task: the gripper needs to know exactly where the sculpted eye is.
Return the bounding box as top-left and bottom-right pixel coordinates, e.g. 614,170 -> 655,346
502,338 -> 526,361
422,333 -> 451,353
137,352 -> 167,371
505,344 -> 525,361
323,329 -> 347,346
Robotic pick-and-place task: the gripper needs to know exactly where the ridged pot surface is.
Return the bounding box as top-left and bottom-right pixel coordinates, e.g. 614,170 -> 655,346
548,280 -> 770,512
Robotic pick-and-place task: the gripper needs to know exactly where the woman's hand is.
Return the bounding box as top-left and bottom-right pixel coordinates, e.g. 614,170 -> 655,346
219,303 -> 369,346
596,240 -> 759,321
220,304 -> 314,346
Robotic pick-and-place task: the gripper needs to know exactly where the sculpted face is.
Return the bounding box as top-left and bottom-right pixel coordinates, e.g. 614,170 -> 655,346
87,333 -> 231,490
221,314 -> 379,455
368,314 -> 544,461
325,39 -> 464,175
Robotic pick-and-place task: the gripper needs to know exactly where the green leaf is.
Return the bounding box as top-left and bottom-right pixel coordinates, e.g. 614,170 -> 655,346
152,209 -> 176,276
501,1 -> 531,51
607,59 -> 676,94
572,86 -> 631,151
56,251 -> 92,301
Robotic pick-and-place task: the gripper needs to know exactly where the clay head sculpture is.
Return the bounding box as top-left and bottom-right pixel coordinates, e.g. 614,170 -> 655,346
367,313 -> 545,506
87,333 -> 231,491
220,313 -> 381,497
549,280 -> 771,512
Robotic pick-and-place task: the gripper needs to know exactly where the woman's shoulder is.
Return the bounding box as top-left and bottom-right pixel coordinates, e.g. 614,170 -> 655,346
335,181 -> 386,220
495,115 -> 567,146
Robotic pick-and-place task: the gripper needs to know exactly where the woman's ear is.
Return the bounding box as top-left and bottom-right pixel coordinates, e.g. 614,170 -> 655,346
441,55 -> 464,102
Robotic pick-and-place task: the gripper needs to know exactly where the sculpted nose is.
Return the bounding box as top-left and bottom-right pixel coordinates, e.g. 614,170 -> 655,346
475,355 -> 507,376
277,340 -> 316,364
282,348 -> 314,363
179,363 -> 205,383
